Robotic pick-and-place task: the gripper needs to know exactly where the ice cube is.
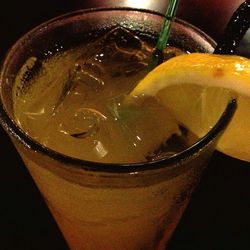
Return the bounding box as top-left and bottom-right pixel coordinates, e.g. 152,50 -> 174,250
68,62 -> 105,99
95,27 -> 150,77
72,27 -> 152,98
58,107 -> 107,139
110,95 -> 182,160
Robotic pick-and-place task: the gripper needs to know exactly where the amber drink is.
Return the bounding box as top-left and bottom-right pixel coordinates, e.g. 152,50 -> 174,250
0,8 -> 234,250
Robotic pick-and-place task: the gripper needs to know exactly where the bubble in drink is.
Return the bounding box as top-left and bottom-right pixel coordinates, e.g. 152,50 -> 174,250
13,27 -> 197,163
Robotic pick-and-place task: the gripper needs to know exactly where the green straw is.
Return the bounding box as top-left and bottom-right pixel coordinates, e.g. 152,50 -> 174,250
156,0 -> 180,50
148,0 -> 180,70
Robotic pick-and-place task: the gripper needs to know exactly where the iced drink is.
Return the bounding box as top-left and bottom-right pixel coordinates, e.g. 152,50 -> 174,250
0,8 -> 232,250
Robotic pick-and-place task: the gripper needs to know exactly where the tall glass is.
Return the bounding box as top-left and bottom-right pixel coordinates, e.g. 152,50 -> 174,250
0,8 -> 235,250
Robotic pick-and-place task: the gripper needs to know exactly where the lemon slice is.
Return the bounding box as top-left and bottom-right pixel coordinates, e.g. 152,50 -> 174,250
130,53 -> 250,162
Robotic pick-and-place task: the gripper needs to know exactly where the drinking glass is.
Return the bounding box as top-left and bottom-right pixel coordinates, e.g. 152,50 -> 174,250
0,8 -> 235,250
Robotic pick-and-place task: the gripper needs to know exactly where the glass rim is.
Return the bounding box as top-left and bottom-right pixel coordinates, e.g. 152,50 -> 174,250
0,7 -> 236,173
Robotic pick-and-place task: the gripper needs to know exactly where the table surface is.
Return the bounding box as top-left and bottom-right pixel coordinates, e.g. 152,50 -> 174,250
1,2 -> 250,250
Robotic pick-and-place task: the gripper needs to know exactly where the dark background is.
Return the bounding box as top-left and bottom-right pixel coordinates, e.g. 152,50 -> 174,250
0,1 -> 250,250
